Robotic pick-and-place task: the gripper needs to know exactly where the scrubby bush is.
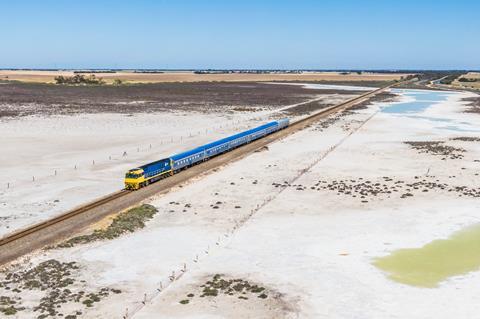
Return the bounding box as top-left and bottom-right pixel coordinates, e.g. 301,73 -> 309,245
458,77 -> 479,83
54,74 -> 105,85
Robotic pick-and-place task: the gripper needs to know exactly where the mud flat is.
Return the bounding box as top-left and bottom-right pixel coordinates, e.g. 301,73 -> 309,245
0,81 -> 361,118
2,86 -> 479,318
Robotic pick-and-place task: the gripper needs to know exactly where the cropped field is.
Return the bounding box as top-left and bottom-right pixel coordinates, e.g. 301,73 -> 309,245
0,70 -> 408,84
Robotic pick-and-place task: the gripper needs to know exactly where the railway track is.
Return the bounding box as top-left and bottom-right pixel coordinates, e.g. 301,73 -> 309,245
0,82 -> 400,265
0,190 -> 129,247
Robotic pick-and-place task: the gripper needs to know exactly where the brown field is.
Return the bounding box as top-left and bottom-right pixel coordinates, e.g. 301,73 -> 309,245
0,70 -> 408,84
0,81 -> 365,118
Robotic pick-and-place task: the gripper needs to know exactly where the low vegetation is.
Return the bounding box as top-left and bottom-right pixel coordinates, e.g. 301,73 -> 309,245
439,74 -> 460,85
395,71 -> 460,90
54,74 -> 105,85
405,141 -> 465,160
282,100 -> 333,115
458,77 -> 479,83
0,81 -> 329,117
462,97 -> 480,113
112,78 -> 124,85
0,259 -> 121,317
0,296 -> 25,316
451,136 -> 480,142
179,274 -> 269,305
57,204 -> 158,248
292,175 -> 480,202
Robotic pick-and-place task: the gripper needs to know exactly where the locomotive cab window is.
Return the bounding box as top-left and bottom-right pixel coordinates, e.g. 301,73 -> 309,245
126,173 -> 141,179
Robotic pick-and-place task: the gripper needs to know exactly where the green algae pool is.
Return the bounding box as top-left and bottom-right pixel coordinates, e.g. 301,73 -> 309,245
374,224 -> 480,288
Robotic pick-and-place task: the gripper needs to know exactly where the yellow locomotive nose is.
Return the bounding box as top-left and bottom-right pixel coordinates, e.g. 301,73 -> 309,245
124,169 -> 145,190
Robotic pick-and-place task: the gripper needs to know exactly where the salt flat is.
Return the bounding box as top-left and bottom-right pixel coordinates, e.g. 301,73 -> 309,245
0,86 -> 358,237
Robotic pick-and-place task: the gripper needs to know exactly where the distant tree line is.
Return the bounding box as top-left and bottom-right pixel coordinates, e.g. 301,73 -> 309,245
133,70 -> 164,73
193,70 -> 303,74
73,70 -> 117,74
54,74 -> 106,85
340,71 -> 363,75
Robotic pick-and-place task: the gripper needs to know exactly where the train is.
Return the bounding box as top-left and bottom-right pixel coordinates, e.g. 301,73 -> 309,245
124,118 -> 290,190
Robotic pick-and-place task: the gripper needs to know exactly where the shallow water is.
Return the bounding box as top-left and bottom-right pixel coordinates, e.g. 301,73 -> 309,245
374,224 -> 480,288
301,83 -> 373,91
380,89 -> 480,132
382,90 -> 453,114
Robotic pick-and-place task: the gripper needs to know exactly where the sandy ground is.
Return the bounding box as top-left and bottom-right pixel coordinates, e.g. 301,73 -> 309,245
2,85 -> 480,319
0,70 -> 408,84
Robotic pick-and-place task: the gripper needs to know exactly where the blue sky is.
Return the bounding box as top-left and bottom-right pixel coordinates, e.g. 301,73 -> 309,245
0,0 -> 479,69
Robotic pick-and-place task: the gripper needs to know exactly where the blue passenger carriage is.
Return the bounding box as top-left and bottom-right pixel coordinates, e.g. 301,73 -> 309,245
124,118 -> 289,190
